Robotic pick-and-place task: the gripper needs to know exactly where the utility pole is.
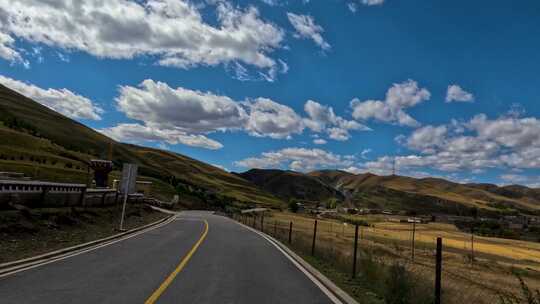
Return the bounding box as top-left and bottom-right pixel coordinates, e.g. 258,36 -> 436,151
411,221 -> 416,261
471,207 -> 478,266
352,224 -> 359,278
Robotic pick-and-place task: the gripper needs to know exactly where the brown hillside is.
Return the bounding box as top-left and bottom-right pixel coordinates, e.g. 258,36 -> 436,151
0,84 -> 282,208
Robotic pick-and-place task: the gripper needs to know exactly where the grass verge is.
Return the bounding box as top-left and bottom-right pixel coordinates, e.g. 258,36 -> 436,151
0,204 -> 168,264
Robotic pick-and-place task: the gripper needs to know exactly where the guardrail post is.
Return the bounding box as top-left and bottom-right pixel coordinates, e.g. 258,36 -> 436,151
352,224 -> 359,278
40,185 -> 49,206
261,215 -> 264,233
79,187 -> 87,207
274,220 -> 277,236
311,220 -> 318,256
288,221 -> 293,244
435,237 -> 442,304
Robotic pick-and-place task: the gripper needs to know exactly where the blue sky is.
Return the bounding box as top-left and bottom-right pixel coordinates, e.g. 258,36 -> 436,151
1,0 -> 540,187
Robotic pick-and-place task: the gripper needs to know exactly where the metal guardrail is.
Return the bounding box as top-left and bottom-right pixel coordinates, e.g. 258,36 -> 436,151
0,180 -> 148,208
0,180 -> 86,193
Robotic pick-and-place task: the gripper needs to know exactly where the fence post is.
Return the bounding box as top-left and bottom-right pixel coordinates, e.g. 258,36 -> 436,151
470,225 -> 475,266
435,237 -> 442,304
312,220 -> 318,256
352,224 -> 359,278
288,221 -> 293,244
411,221 -> 416,261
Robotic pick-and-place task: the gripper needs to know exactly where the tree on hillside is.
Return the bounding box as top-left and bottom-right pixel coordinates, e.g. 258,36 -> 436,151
288,199 -> 299,213
325,198 -> 337,209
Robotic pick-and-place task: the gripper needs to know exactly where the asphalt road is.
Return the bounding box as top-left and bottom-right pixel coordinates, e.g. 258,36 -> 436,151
0,211 -> 335,304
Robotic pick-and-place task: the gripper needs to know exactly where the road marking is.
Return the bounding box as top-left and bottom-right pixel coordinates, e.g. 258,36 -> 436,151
145,219 -> 209,304
235,220 -> 344,304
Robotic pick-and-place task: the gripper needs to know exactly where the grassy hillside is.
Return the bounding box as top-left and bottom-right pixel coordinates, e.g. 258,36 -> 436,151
0,84 -> 282,208
236,169 -> 344,204
236,168 -> 540,215
312,170 -> 540,214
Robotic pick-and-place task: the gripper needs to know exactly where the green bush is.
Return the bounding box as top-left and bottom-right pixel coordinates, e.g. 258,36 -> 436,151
289,199 -> 299,213
384,263 -> 411,304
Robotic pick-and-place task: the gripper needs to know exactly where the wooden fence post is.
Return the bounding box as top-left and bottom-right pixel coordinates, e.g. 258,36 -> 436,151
435,237 -> 442,304
352,224 -> 359,278
411,221 -> 416,261
312,220 -> 318,256
471,225 -> 475,266
288,221 -> 293,244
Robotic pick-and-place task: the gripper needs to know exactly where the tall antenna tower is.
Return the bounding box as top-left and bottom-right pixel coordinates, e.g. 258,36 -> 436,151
392,157 -> 396,176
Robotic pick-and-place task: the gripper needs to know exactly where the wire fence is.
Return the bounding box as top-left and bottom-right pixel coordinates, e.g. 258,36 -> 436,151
230,212 -> 538,304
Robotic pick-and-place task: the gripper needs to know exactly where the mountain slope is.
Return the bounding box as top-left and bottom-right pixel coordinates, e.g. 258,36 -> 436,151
236,169 -> 344,204
0,84 -> 282,208
238,168 -> 540,215
312,170 -> 540,214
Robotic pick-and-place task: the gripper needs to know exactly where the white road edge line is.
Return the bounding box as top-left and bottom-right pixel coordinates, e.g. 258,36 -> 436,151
235,220 -> 344,304
0,215 -> 178,279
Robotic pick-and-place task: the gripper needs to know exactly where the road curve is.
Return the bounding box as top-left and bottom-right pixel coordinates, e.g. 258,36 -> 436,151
0,211 -> 335,304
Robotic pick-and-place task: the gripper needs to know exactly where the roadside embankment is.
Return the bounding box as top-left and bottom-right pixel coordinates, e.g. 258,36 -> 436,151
0,204 -> 168,264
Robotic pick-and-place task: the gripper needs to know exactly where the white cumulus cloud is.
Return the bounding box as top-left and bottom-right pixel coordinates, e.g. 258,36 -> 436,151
245,97 -> 304,139
287,13 -> 330,51
116,79 -> 246,134
100,123 -> 223,150
0,75 -> 102,120
0,0 -> 284,78
235,147 -> 354,172
446,85 -> 474,103
304,99 -> 370,141
362,113 -> 540,178
350,79 -> 430,127
0,32 -> 27,67
361,0 -> 384,6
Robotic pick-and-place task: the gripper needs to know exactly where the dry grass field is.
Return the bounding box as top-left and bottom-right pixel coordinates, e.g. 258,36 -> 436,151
262,212 -> 540,304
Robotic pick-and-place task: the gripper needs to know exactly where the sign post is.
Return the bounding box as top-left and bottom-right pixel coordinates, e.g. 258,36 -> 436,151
119,163 -> 138,231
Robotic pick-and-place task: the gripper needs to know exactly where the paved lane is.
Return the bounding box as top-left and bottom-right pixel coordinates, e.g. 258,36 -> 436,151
0,211 -> 334,304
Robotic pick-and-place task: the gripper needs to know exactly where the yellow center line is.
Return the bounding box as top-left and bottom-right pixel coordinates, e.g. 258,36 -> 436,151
145,219 -> 209,304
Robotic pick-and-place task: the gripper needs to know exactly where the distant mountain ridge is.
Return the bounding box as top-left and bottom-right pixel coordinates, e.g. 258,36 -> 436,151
238,168 -> 540,215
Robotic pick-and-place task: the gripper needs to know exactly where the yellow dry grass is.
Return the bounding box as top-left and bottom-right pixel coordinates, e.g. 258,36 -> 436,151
267,212 -> 540,303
